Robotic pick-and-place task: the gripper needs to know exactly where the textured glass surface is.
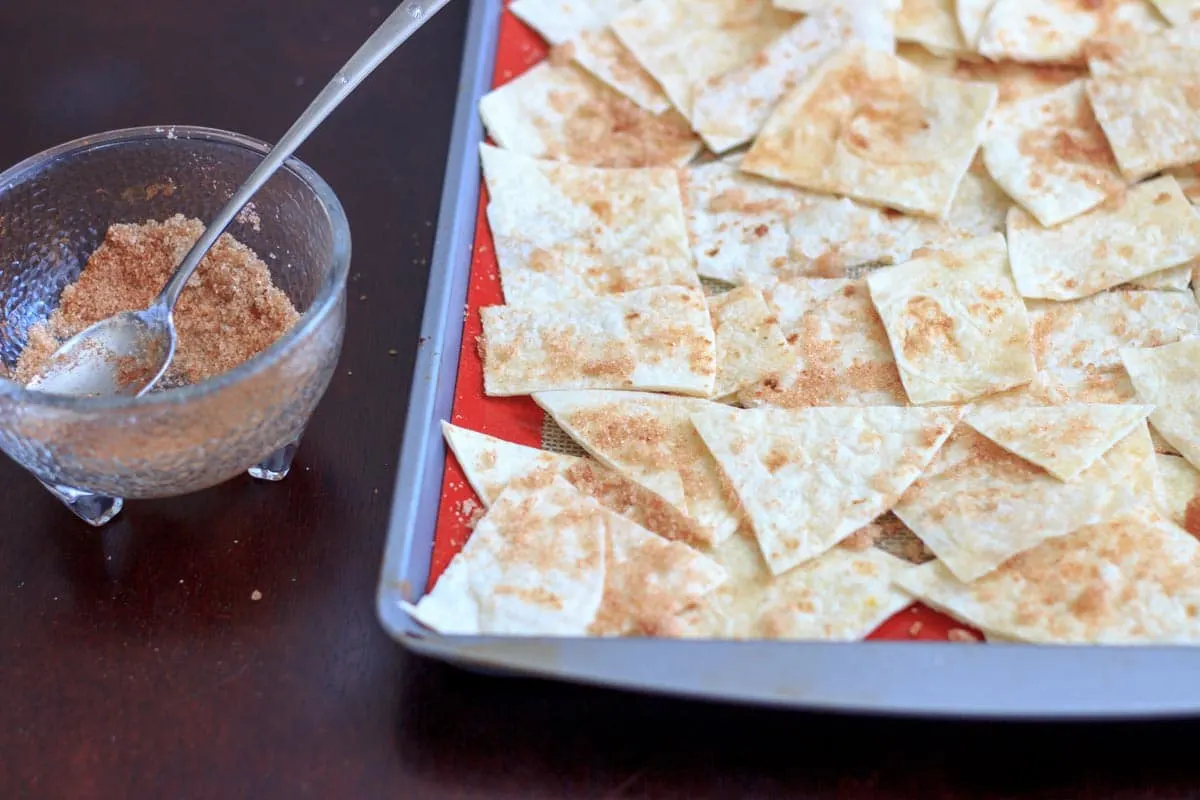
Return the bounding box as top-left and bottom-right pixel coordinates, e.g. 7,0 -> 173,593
0,127 -> 349,498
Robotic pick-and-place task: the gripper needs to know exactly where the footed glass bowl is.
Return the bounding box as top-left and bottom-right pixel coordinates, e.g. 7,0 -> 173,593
0,126 -> 350,525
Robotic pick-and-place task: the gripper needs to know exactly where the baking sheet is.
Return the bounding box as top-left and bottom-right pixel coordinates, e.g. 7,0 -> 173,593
376,0 -> 1200,718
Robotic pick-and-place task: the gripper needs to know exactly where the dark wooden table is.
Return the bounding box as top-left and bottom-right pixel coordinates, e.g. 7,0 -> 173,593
3,2 -> 1200,797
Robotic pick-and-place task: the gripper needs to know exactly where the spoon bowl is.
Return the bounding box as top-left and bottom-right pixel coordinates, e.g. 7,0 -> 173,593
29,308 -> 173,397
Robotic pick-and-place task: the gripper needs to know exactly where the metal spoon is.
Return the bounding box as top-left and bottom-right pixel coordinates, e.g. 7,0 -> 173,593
29,0 -> 452,397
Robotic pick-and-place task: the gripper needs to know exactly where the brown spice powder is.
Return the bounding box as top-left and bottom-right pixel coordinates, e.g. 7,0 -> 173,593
15,214 -> 299,386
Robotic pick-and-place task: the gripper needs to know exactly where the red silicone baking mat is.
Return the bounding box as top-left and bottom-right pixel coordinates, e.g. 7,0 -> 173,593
429,1 -> 978,643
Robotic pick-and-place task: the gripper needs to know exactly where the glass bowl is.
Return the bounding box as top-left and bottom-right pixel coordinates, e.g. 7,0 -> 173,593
0,126 -> 350,525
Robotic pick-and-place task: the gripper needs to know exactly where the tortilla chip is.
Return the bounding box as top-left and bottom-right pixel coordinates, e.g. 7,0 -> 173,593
894,423 -> 1156,582
533,390 -> 742,545
965,403 -> 1155,482
1084,23 -> 1200,177
480,144 -> 698,305
1149,0 -> 1200,26
896,506 -> 1200,644
681,159 -> 970,285
895,0 -> 964,54
742,278 -> 909,408
1122,338 -> 1200,471
407,477 -> 607,635
955,0 -> 995,50
867,234 -> 1037,405
442,421 -> 579,504
1087,75 -> 1200,181
1087,18 -> 1200,78
1126,264 -> 1194,291
975,366 -> 1185,456
478,60 -> 702,168
946,159 -> 1012,236
691,404 -> 962,575
509,0 -> 608,44
692,3 -> 896,153
480,285 -> 716,397
896,41 -> 956,72
611,0 -> 794,123
674,530 -> 916,639
743,44 -> 997,219
1006,176 -> 1200,301
506,0 -> 670,111
1027,290 -> 1200,372
589,512 -> 727,637
1167,164 -> 1200,203
951,59 -> 1086,107
978,366 -> 1139,410
707,285 -> 793,399
981,80 -> 1124,227
1156,453 -> 1200,532
441,422 -> 710,545
976,0 -> 1165,65
568,29 -> 673,113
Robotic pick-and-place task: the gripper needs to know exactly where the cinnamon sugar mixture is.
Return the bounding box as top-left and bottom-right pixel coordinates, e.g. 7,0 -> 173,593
15,214 -> 299,386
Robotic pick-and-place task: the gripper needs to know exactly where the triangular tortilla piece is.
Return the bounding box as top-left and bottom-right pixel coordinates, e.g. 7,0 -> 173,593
1149,0 -> 1200,26
965,403 -> 1155,482
946,159 -> 1011,236
507,0 -> 672,112
707,285 -> 792,400
674,531 -> 916,639
981,80 -> 1124,227
691,404 -> 962,575
407,477 -> 607,636
610,0 -> 795,123
743,44 -> 997,219
568,29 -> 673,114
509,0 -> 607,44
977,366 -> 1140,410
1122,339 -> 1200,471
1087,19 -> 1200,78
441,423 -> 710,545
951,59 -> 1086,107
896,507 -> 1200,644
533,390 -> 742,545
479,145 -> 698,305
681,159 -> 970,285
1007,176 -> 1200,301
590,517 -> 727,636
442,421 -> 579,505
480,286 -> 716,397
971,366 -> 1183,456
1086,74 -> 1200,181
1126,264 -> 1194,291
976,0 -> 1165,65
1155,453 -> 1200,532
478,61 -> 701,168
1166,164 -> 1200,204
1085,22 -> 1200,179
894,422 -> 1156,582
896,42 -> 956,73
895,0 -> 964,54
867,234 -> 1037,405
956,0 -> 995,49
1026,290 -> 1200,372
742,278 -> 909,408
691,2 -> 896,153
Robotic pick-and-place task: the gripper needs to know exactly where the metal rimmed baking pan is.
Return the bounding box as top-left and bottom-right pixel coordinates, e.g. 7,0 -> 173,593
376,0 -> 1200,719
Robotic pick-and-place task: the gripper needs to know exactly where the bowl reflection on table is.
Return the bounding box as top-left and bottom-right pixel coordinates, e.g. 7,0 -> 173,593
0,125 -> 350,504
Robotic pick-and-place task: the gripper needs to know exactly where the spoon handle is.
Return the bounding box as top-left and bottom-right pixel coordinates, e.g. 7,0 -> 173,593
158,0 -> 454,311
